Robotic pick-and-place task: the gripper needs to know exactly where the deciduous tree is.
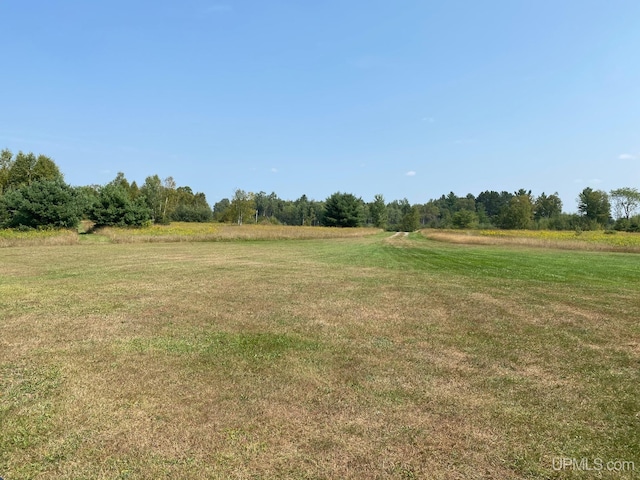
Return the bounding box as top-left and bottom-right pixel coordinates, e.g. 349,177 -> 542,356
610,187 -> 640,220
534,192 -> 562,220
498,193 -> 533,229
578,187 -> 611,227
228,189 -> 255,225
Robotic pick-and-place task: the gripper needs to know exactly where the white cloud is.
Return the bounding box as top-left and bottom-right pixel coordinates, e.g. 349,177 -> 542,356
270,168 -> 278,173
589,178 -> 603,184
619,153 -> 636,160
405,171 -> 416,177
421,117 -> 435,123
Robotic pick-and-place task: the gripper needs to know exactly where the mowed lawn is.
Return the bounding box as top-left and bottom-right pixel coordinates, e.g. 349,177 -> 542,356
1,232 -> 639,479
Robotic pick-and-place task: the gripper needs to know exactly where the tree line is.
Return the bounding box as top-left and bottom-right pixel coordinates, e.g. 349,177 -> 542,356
1,148 -> 639,232
0,149 -> 212,229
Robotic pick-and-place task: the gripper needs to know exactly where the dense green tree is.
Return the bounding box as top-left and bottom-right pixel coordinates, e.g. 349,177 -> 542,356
369,194 -> 388,229
457,193 -> 476,212
534,192 -> 562,220
444,192 -> 458,212
399,200 -> 419,231
0,179 -> 82,229
170,187 -> 213,222
129,181 -> 140,199
254,191 -> 271,219
169,188 -> 211,222
74,185 -> 100,218
322,192 -> 364,227
213,198 -> 231,222
476,190 -> 512,223
171,202 -> 213,222
292,195 -> 322,226
279,201 -> 297,225
578,187 -> 611,227
89,183 -> 151,227
418,201 -> 441,228
498,193 -> 533,229
386,200 -> 404,230
452,209 -> 479,229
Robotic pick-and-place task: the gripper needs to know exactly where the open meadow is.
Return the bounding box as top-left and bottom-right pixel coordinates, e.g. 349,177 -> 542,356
1,227 -> 639,479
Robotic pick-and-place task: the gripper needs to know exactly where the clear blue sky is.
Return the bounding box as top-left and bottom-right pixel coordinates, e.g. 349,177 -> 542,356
2,1 -> 639,211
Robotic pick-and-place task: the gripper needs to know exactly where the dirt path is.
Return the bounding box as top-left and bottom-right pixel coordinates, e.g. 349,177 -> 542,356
384,231 -> 411,246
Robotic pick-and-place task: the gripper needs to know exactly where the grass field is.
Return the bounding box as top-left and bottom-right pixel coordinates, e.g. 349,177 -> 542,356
1,230 -> 639,479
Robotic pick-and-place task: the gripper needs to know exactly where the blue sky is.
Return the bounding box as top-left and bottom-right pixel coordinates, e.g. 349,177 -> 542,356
2,1 -> 639,211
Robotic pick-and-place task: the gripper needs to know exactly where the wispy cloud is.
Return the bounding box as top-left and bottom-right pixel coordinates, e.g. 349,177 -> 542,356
421,117 -> 435,123
405,171 -> 416,177
589,178 -> 602,184
619,153 -> 636,160
270,167 -> 278,173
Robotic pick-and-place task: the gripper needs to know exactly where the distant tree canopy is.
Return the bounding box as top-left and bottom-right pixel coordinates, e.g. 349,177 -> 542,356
88,172 -> 213,227
0,149 -> 64,194
2,146 -> 639,232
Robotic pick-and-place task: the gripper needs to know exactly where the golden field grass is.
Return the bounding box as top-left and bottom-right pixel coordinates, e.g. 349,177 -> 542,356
0,228 -> 79,247
423,228 -> 640,253
94,223 -> 380,243
1,232 -> 639,479
0,223 -> 380,247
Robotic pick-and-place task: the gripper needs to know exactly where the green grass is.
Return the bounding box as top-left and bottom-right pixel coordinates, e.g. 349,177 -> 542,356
1,232 -> 639,479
